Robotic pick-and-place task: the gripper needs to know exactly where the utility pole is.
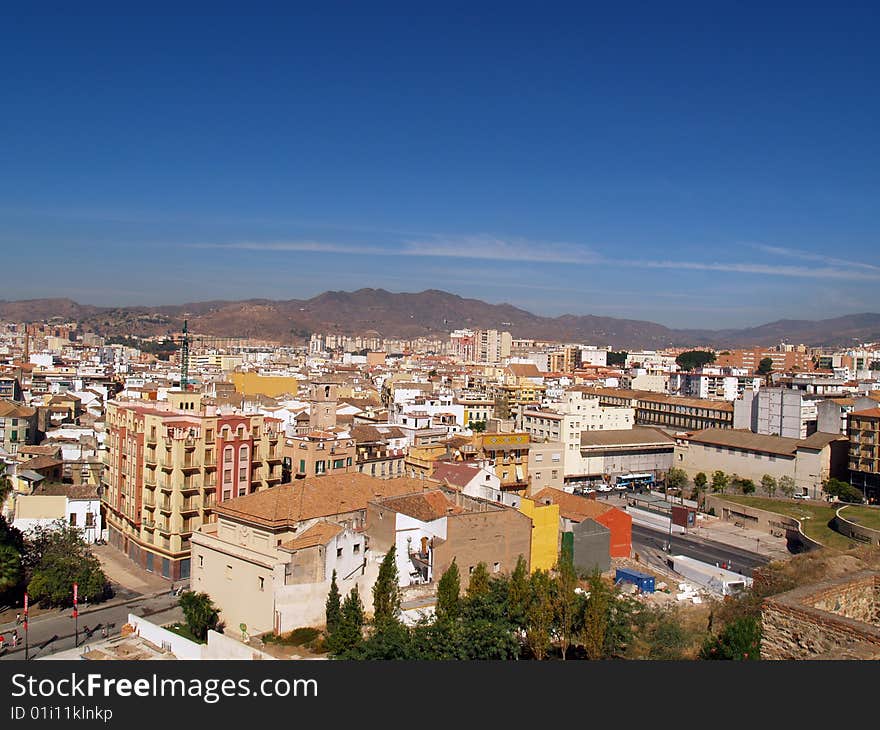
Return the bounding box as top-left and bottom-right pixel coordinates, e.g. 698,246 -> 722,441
23,591 -> 29,661
73,582 -> 78,648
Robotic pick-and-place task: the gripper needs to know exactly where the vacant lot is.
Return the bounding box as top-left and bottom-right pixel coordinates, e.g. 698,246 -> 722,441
720,495 -> 856,551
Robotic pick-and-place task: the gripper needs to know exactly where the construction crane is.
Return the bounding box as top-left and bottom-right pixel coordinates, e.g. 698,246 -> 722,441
180,319 -> 190,392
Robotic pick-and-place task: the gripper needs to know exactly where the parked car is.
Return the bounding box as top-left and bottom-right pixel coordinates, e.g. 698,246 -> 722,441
793,492 -> 810,500
597,484 -> 613,492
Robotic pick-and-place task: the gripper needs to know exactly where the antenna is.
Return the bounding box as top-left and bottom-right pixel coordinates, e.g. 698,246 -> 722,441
180,319 -> 190,392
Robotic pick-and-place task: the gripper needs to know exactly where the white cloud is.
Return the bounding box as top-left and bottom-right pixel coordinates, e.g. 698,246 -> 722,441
750,244 -> 880,271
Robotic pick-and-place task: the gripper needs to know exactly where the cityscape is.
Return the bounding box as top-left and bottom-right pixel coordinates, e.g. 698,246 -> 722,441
2,4 -> 880,665
1,305 -> 879,660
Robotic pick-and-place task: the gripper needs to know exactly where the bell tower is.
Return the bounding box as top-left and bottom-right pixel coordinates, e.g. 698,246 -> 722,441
309,381 -> 338,431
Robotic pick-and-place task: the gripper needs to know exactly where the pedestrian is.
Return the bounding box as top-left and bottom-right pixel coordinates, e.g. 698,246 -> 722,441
15,613 -> 21,625
0,634 -> 6,651
11,630 -> 18,648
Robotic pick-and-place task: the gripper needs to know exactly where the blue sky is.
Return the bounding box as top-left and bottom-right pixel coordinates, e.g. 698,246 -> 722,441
2,2 -> 879,329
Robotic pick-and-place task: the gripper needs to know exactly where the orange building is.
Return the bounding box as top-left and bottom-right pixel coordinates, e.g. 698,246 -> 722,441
532,487 -> 632,558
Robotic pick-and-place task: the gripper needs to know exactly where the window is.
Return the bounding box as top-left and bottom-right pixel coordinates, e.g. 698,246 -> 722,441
552,470 -> 559,479
224,469 -> 232,484
316,460 -> 326,475
333,459 -> 345,469
258,577 -> 265,591
69,513 -> 77,526
299,459 -> 306,473
226,565 -> 232,581
205,429 -> 213,441
353,543 -> 360,554
224,447 -> 233,463
198,555 -> 204,568
239,445 -> 248,462
337,547 -> 343,558
493,562 -> 501,573
85,512 -> 94,527
239,466 -> 247,481
346,457 -> 352,466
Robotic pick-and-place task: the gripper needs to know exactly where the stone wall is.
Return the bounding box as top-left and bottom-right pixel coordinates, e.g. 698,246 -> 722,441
832,506 -> 880,548
761,571 -> 880,660
703,495 -> 820,553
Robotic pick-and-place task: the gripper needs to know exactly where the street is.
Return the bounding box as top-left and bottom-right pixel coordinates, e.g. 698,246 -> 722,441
0,592 -> 182,661
632,523 -> 771,576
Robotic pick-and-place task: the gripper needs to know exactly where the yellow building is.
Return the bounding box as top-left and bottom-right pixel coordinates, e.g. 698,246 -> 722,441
517,497 -> 559,572
230,372 -> 300,398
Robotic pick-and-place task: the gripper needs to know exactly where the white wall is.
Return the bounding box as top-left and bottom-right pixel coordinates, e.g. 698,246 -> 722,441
126,613 -> 202,660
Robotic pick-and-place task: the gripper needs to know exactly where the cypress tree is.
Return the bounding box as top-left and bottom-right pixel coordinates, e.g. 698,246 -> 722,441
372,546 -> 401,625
435,558 -> 461,622
325,569 -> 341,634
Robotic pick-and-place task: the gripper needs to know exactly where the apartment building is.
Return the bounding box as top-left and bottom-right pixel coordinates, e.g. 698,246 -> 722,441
584,388 -> 735,432
715,348 -> 813,372
0,399 -> 38,455
102,391 -> 285,581
520,389 -> 634,475
734,388 -> 820,439
669,368 -> 762,401
848,408 -> 880,502
817,395 -> 880,435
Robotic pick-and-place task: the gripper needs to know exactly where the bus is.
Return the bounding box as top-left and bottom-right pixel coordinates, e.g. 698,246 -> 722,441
614,473 -> 655,490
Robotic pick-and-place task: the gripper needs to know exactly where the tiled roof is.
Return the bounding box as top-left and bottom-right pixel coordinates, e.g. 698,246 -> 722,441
431,461 -> 481,488
851,408 -> 880,419
532,487 -> 617,522
580,427 -> 675,448
279,521 -> 343,551
0,399 -> 36,418
373,490 -> 464,522
213,473 -> 439,528
684,428 -> 844,457
19,455 -> 64,471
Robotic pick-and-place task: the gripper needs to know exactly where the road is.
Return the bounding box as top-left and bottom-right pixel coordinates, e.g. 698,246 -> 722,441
0,592 -> 182,661
631,523 -> 770,576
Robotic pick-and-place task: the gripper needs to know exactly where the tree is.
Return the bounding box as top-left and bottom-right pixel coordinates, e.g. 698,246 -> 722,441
778,475 -> 796,499
435,559 -> 461,622
739,478 -> 756,495
699,616 -> 761,660
325,569 -> 341,635
823,478 -> 864,504
665,467 -> 688,502
691,472 -> 708,502
466,562 -> 491,600
607,351 -> 628,367
552,545 -> 578,660
756,357 -> 774,376
711,470 -> 729,494
524,569 -> 554,660
675,350 -> 716,371
178,591 -> 221,641
25,522 -> 111,607
332,588 -> 365,656
470,420 -> 487,433
761,474 -> 777,498
0,544 -> 22,595
869,360 -> 880,372
372,547 -> 401,625
506,555 -> 530,632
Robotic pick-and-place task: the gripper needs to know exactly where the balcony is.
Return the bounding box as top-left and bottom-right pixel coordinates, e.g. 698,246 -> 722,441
181,460 -> 200,472
160,459 -> 174,471
142,519 -> 155,529
181,502 -> 200,515
144,452 -> 157,466
158,501 -> 173,513
181,482 -> 200,493
157,522 -> 174,535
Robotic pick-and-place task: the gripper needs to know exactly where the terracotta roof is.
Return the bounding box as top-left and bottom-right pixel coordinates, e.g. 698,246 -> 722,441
0,399 -> 36,418
349,425 -> 406,443
278,521 -> 343,551
507,363 -> 542,378
34,482 -> 101,500
19,455 -> 64,471
17,445 -> 63,457
213,473 -> 440,529
580,427 -> 675,448
683,428 -> 844,457
431,461 -> 481,488
851,408 -> 880,419
532,487 -> 620,522
373,490 -> 464,522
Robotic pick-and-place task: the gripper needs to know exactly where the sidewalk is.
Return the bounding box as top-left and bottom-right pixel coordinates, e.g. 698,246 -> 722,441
92,544 -> 171,595
691,517 -> 791,561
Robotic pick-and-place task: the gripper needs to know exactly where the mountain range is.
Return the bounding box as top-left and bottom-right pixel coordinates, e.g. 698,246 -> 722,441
1,290 -> 879,350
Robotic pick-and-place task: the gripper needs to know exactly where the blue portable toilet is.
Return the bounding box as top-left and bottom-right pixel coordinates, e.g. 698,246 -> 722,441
614,567 -> 655,594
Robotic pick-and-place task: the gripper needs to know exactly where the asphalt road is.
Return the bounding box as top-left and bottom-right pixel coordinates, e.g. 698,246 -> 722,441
632,523 -> 770,576
0,592 -> 182,661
